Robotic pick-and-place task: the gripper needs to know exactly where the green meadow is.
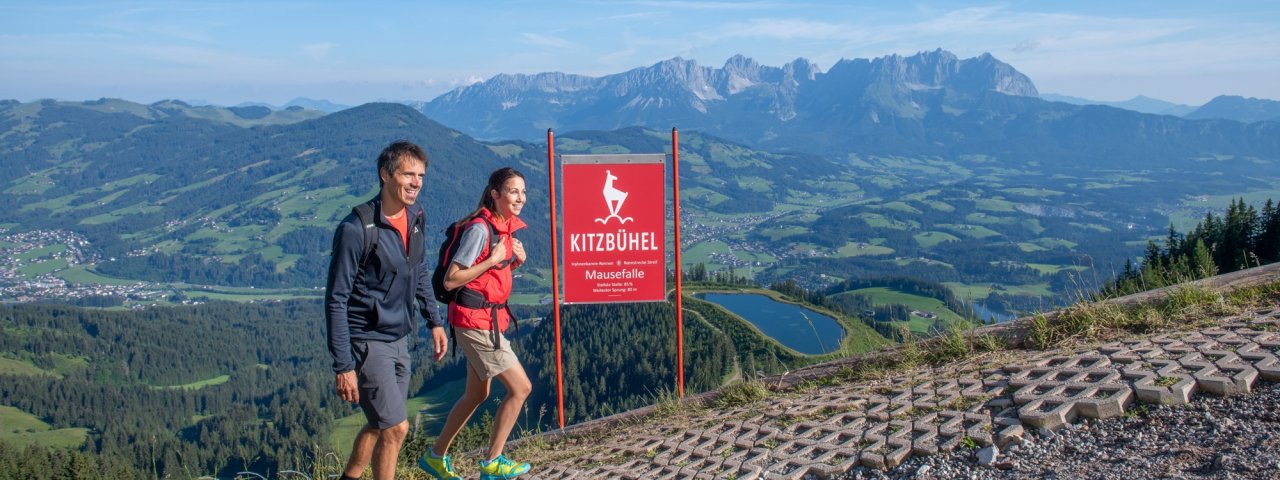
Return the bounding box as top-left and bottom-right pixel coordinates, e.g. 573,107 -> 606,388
0,406 -> 89,449
328,378 -> 466,457
836,241 -> 894,257
0,355 -> 54,377
914,231 -> 960,248
838,287 -> 965,334
154,374 -> 231,390
56,266 -> 145,286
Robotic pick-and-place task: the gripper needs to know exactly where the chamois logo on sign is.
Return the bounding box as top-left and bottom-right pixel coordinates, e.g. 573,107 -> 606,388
595,170 -> 634,224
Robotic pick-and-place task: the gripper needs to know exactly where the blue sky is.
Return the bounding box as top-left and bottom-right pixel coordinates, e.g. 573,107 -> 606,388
3,1 -> 1278,106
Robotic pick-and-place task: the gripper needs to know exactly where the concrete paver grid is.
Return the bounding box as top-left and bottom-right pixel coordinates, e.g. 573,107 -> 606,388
523,304 -> 1280,479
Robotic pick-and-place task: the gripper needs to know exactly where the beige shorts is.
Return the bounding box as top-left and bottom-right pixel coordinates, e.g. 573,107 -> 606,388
455,327 -> 519,380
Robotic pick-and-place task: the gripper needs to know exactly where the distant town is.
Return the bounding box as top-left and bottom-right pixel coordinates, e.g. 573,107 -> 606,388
0,228 -> 168,306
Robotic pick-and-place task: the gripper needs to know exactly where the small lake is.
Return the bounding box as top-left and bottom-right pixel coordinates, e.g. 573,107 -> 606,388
972,301 -> 1016,323
699,293 -> 845,355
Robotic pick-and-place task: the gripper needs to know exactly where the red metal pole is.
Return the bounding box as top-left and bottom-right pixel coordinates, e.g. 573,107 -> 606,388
672,127 -> 684,397
547,128 -> 565,428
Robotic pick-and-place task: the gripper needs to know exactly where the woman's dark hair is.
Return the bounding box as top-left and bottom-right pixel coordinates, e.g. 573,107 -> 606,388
376,140 -> 428,187
461,167 -> 525,223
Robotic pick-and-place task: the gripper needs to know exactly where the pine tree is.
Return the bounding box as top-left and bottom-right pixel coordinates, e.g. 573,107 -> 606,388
1165,224 -> 1181,258
1189,238 -> 1217,279
1258,199 -> 1280,263
1143,240 -> 1164,273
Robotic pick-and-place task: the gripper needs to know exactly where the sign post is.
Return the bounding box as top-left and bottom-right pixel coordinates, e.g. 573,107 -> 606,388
545,146 -> 683,428
546,129 -> 565,428
671,128 -> 684,397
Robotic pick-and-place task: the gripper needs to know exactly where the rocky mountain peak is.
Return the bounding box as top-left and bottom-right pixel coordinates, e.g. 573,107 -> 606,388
723,54 -> 762,76
845,49 -> 1037,97
421,49 -> 1044,141
783,58 -> 821,82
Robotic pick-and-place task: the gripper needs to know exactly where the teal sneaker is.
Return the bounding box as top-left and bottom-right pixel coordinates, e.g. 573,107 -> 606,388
417,450 -> 462,480
478,454 -> 530,479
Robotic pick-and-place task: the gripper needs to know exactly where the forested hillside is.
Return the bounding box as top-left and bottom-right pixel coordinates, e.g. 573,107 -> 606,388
520,303 -> 735,423
1108,198 -> 1280,296
1,283 -> 869,477
0,300 -> 465,477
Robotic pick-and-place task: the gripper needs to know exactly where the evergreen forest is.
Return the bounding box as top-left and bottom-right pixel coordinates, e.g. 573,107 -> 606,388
1107,198 -> 1280,295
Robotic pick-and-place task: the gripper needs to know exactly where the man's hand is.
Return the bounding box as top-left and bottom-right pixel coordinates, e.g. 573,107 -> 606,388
431,326 -> 448,361
335,370 -> 359,404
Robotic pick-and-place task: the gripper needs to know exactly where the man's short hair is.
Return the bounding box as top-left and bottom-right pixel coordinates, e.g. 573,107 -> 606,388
377,140 -> 428,186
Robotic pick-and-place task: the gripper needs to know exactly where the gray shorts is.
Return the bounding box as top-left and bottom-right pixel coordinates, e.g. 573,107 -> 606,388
351,337 -> 410,429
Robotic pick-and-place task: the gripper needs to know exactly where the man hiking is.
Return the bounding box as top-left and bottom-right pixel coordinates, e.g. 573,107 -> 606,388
326,140 -> 448,480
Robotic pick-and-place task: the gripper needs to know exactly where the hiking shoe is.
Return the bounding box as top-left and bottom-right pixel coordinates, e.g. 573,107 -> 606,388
478,454 -> 530,479
417,450 -> 461,480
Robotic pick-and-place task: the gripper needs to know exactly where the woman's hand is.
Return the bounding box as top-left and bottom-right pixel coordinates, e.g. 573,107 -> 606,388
510,238 -> 526,268
486,236 -> 509,268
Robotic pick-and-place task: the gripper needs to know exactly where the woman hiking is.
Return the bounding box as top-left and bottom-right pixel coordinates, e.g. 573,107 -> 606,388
419,167 -> 532,480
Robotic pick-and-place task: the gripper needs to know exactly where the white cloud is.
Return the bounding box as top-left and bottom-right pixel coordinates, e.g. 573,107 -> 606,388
93,4 -> 224,44
302,42 -> 336,62
598,48 -> 640,66
1012,39 -> 1039,54
601,11 -> 665,21
616,1 -> 796,10
460,75 -> 486,85
521,33 -> 577,49
710,18 -> 863,42
132,44 -> 275,71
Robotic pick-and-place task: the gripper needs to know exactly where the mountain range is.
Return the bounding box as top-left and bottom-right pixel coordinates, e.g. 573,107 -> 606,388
1042,93 -> 1280,123
421,50 -> 1279,164
1039,94 -> 1197,117
1183,95 -> 1280,123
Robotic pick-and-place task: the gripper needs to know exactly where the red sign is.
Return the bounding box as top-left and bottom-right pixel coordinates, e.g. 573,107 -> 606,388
560,155 -> 666,303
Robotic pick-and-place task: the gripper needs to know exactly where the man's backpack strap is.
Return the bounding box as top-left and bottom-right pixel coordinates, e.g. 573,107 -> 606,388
351,200 -> 379,270
408,206 -> 426,350
408,206 -> 425,267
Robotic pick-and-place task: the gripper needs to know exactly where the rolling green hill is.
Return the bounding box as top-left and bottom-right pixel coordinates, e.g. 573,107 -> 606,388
5,98 -> 1280,315
553,126 -> 1280,316
0,99 -> 554,295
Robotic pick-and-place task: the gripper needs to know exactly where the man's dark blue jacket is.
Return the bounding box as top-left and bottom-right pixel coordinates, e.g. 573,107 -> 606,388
325,197 -> 442,373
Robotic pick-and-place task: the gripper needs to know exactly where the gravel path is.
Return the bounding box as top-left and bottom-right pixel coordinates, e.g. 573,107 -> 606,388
842,381 -> 1280,480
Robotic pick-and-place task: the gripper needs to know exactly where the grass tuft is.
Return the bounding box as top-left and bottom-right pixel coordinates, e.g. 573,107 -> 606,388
925,327 -> 972,365
716,380 -> 769,408
651,387 -> 688,419
1025,281 -> 1240,350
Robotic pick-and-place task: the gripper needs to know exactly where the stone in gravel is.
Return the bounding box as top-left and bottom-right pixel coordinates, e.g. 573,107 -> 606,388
978,445 -> 999,466
915,465 -> 931,477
